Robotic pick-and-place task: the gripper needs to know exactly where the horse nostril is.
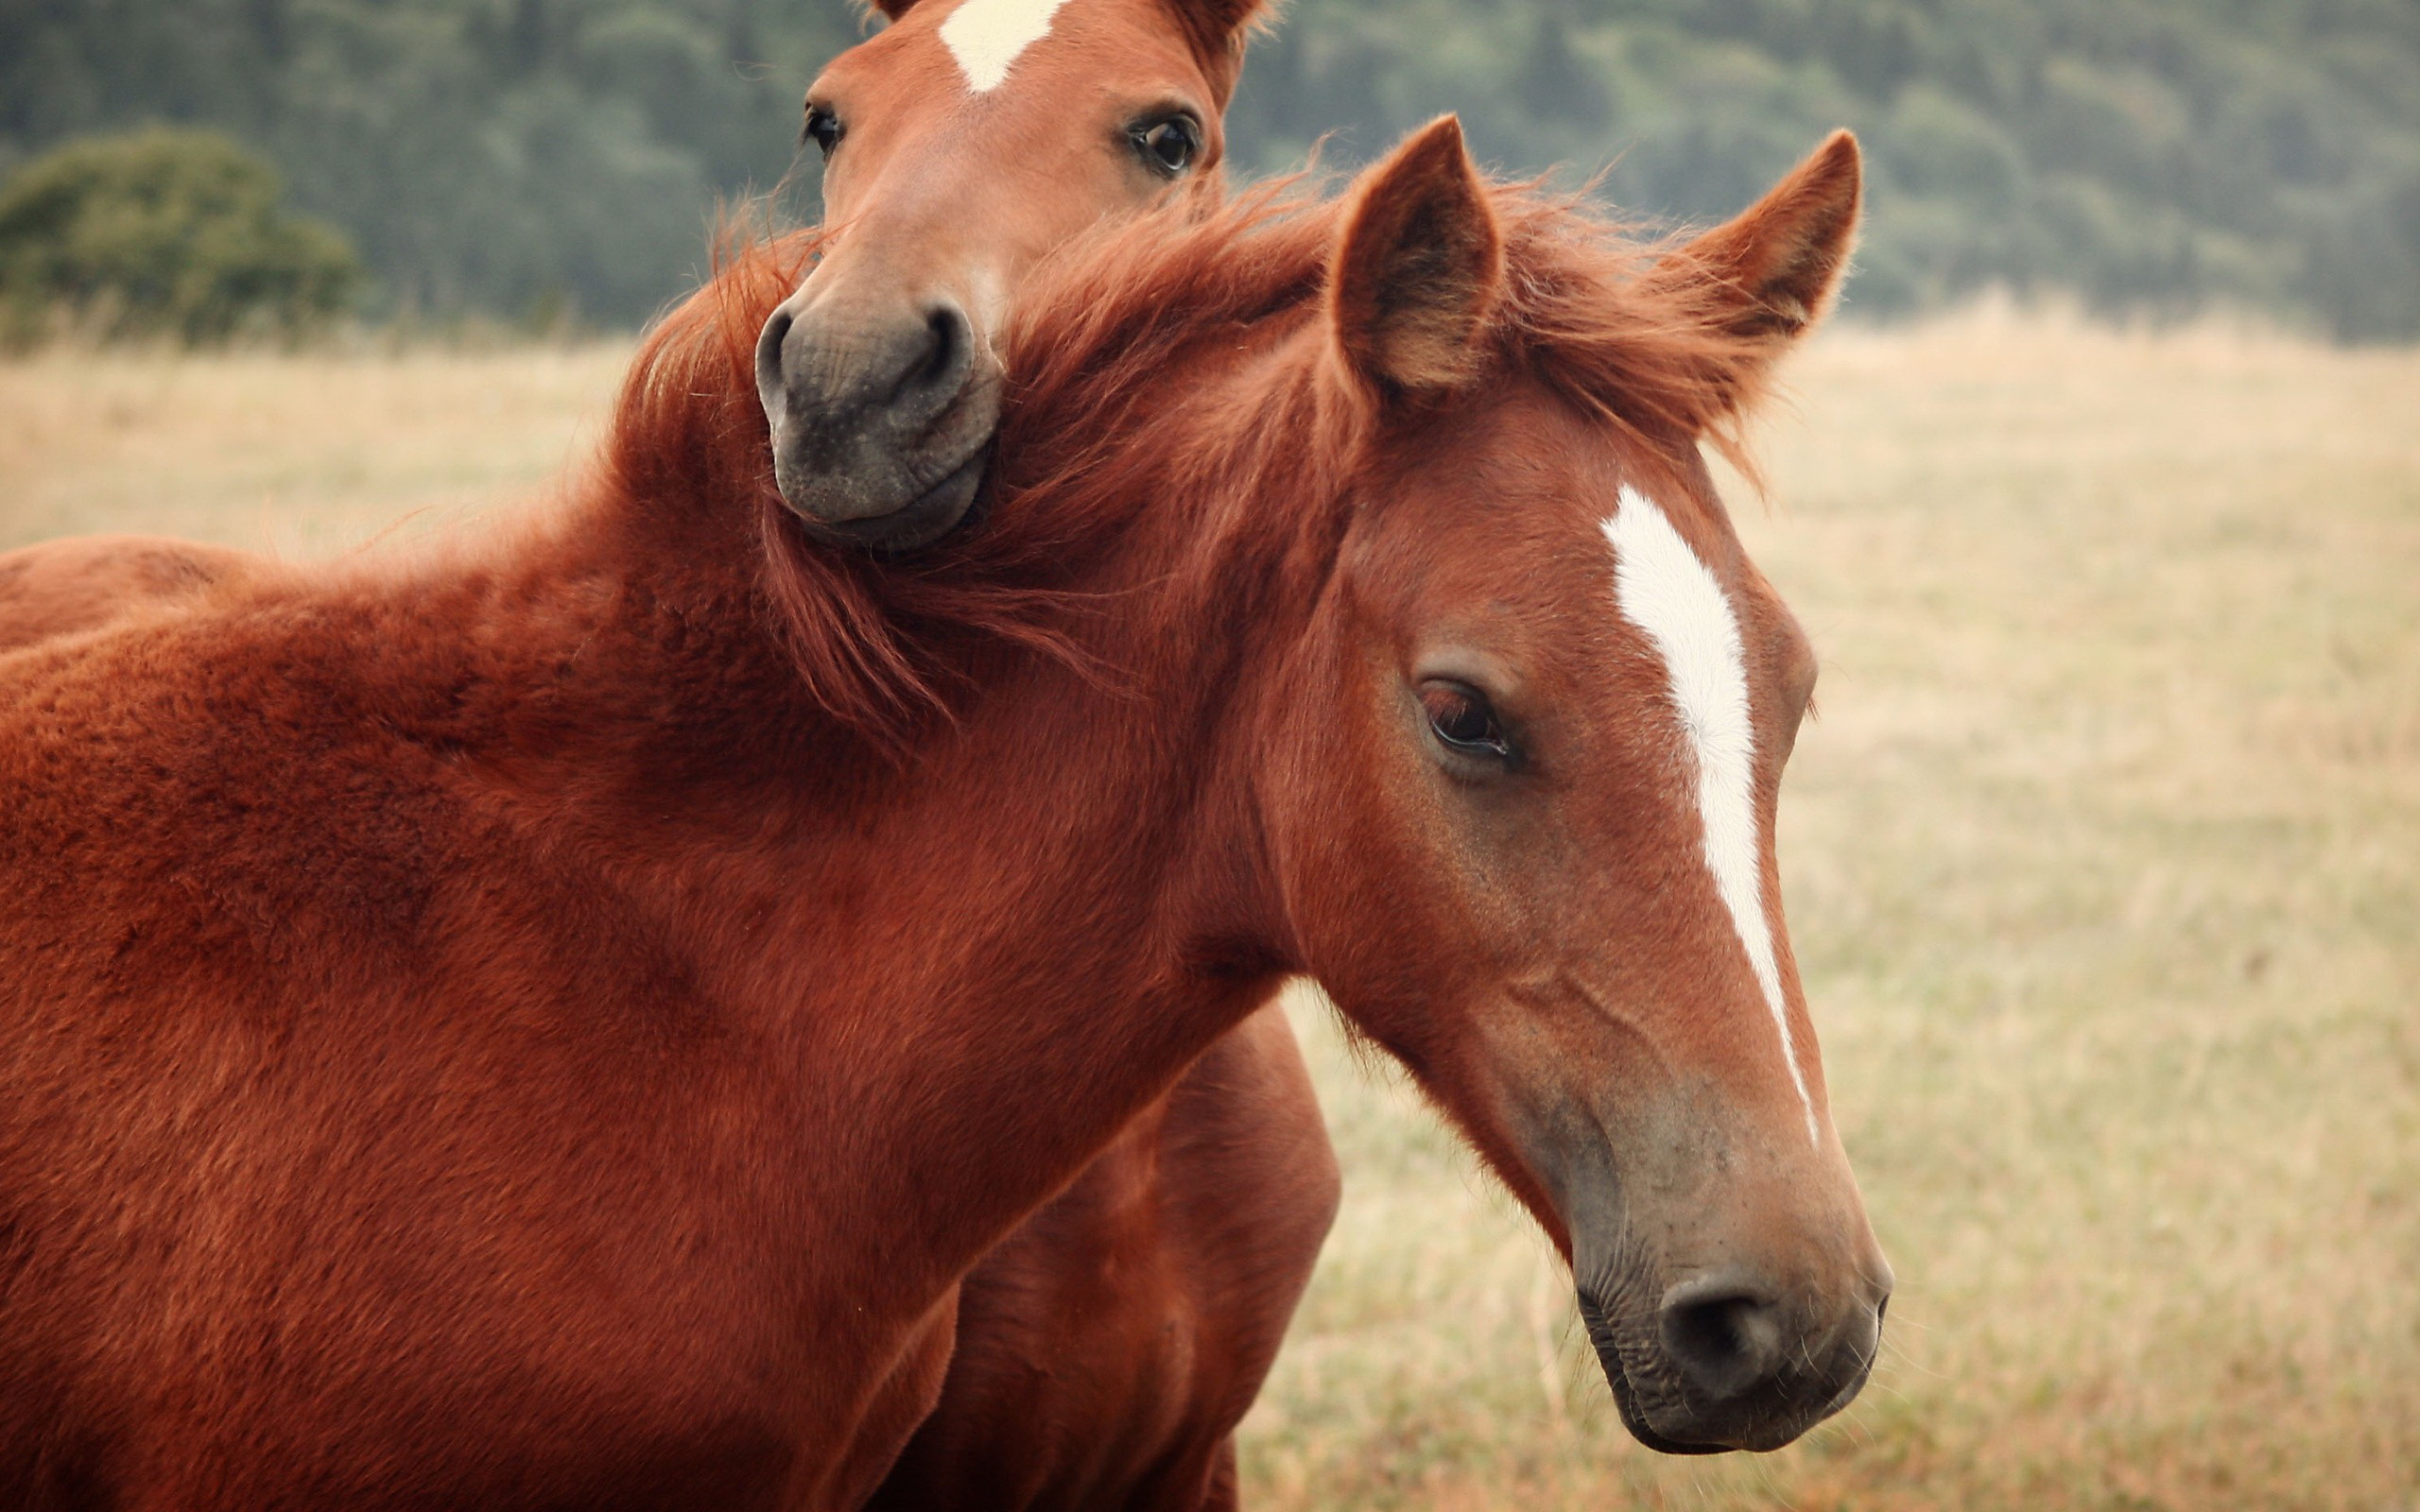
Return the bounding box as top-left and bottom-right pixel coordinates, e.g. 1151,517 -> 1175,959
1659,1276 -> 1789,1403
903,300 -> 972,402
755,304 -> 796,410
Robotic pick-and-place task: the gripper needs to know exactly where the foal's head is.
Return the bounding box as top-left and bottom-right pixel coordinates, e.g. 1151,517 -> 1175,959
1248,122 -> 1891,1453
755,0 -> 1263,550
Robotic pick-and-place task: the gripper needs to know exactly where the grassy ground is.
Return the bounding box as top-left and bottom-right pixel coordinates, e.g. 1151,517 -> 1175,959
0,341 -> 629,558
2,313 -> 2413,1508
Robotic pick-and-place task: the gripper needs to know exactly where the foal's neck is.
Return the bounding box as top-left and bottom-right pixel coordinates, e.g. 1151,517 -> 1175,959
457,321 -> 1332,1310
804,337 -> 1345,1255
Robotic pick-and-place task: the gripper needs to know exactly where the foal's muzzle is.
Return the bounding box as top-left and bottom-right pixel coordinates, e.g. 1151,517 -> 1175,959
1578,1258 -> 1890,1453
755,291 -> 995,553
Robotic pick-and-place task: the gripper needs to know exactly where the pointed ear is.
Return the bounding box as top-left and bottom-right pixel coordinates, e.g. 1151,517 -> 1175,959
1159,0 -> 1271,104
866,0 -> 918,20
1652,130 -> 1861,396
1327,116 -> 1505,399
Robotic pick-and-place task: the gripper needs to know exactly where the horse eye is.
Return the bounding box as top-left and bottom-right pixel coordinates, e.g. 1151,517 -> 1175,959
804,105 -> 843,160
1421,681 -> 1513,762
1132,116 -> 1200,176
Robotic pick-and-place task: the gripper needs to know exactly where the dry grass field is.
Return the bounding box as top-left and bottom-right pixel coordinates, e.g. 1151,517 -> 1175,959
2,312 -> 2414,1509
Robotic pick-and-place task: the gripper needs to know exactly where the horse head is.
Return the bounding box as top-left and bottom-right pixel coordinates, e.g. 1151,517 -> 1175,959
1256,120 -> 1892,1454
755,0 -> 1263,550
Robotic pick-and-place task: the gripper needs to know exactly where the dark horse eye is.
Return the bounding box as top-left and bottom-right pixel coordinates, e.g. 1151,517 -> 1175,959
1132,115 -> 1201,176
1421,681 -> 1513,762
803,105 -> 843,160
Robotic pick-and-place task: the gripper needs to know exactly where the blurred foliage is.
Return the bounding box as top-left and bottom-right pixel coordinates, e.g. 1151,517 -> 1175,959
0,128 -> 360,344
1229,0 -> 2420,339
2,0 -> 2414,337
0,0 -> 838,329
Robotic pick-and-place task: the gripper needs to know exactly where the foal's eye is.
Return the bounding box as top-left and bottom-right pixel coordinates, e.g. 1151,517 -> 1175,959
803,105 -> 843,160
1421,681 -> 1513,763
1131,115 -> 1201,177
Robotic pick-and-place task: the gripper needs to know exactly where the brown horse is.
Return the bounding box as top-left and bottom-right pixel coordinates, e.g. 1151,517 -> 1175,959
0,120 -> 1889,1506
0,0 -> 1336,1506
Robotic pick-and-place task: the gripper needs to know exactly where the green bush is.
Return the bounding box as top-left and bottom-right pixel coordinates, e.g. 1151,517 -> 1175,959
0,129 -> 362,345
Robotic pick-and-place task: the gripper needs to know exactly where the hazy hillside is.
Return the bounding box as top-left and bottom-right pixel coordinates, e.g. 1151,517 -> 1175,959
6,0 -> 2415,336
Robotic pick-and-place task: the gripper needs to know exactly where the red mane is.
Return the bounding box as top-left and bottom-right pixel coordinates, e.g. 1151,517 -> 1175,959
600,178 -> 1787,751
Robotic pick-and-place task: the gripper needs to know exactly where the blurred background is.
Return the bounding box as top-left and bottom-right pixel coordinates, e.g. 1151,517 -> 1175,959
3,0 -> 2417,338
1,3 -> 2414,1509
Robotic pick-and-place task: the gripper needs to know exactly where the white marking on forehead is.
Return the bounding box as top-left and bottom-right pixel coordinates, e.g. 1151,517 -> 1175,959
939,0 -> 1075,93
1603,485 -> 1819,1145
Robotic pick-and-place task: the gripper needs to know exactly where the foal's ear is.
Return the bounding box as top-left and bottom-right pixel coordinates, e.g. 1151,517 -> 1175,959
1328,116 -> 1505,399
1160,0 -> 1272,101
1651,130 -> 1861,399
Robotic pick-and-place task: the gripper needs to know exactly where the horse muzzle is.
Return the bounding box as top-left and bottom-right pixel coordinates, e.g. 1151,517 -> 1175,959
755,291 -> 997,553
1576,1258 -> 1889,1453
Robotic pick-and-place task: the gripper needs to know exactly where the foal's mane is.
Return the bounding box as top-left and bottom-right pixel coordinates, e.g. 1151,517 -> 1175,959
605,177 -> 1778,752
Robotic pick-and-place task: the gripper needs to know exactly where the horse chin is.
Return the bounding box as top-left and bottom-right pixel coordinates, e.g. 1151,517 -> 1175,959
783,450 -> 987,555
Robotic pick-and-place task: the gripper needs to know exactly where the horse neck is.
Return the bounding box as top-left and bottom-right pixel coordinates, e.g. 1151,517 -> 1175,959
719,329 -> 1347,1292
388,311 -> 1338,1307
272,450 -> 813,919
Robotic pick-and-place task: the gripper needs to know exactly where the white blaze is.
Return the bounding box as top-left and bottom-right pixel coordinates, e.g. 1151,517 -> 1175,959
1604,485 -> 1819,1144
939,0 -> 1074,92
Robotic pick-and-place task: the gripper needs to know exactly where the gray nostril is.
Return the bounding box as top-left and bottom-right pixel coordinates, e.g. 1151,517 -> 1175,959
1659,1280 -> 1789,1402
900,301 -> 971,403
755,304 -> 796,410
754,293 -> 980,478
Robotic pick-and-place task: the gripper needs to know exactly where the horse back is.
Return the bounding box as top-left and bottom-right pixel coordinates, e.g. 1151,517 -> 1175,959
0,535 -> 263,654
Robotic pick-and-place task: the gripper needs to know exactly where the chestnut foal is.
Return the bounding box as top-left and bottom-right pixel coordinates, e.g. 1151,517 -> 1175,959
0,120 -> 1888,1507
0,0 -> 1335,1505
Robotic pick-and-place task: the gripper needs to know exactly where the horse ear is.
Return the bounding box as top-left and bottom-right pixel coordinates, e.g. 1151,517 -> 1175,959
1327,116 -> 1505,399
1159,0 -> 1270,104
1165,0 -> 1266,34
1652,130 -> 1861,397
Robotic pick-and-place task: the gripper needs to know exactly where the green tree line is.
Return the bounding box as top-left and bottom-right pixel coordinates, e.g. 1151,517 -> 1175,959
4,0 -> 2414,337
0,128 -> 359,342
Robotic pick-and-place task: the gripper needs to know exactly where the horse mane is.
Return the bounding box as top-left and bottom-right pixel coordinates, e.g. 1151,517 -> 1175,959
598,223 -> 1117,756
598,175 -> 1784,753
995,171 -> 1788,490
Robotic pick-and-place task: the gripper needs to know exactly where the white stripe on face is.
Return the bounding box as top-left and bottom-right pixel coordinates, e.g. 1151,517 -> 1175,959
1604,485 -> 1819,1145
939,0 -> 1075,93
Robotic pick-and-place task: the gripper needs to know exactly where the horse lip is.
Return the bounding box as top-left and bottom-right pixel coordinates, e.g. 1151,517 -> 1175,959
1578,1287 -> 1737,1457
1601,1352 -> 1737,1456
771,359 -> 999,547
1814,1335 -> 1878,1420
790,445 -> 990,555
